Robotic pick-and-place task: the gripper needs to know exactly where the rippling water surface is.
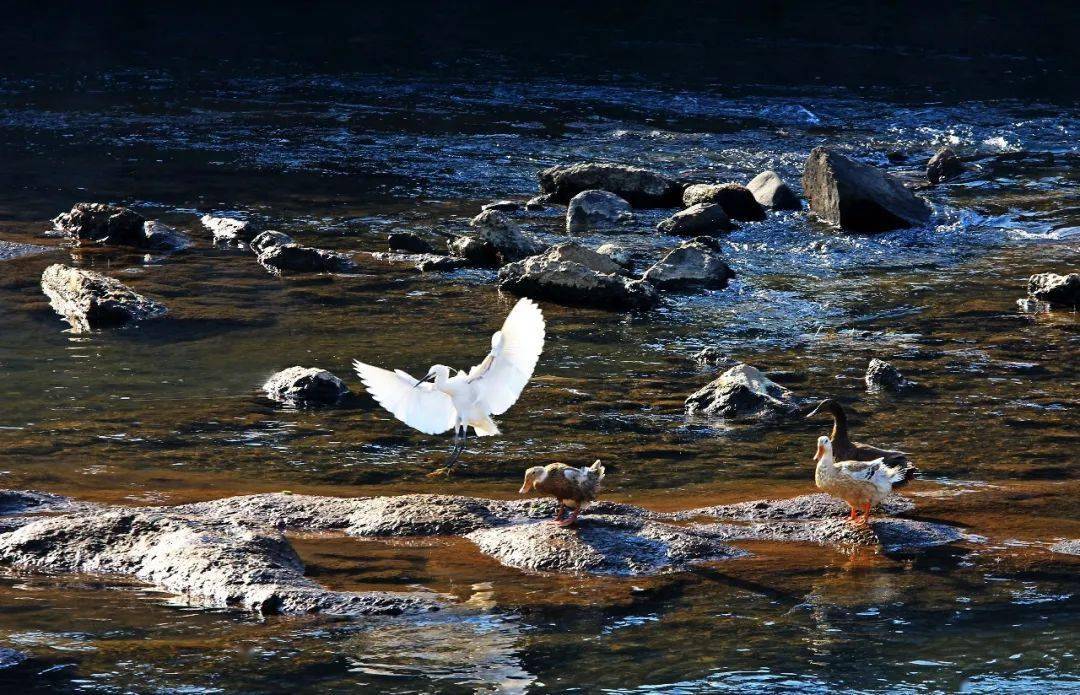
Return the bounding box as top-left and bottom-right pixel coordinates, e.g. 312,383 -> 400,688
0,8 -> 1078,691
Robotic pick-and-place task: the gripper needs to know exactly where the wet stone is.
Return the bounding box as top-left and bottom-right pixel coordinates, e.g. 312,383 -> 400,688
865,358 -> 911,392
468,209 -> 543,262
803,147 -> 931,232
52,202 -> 146,246
685,363 -> 804,421
1027,272 -> 1080,307
465,516 -> 743,576
387,231 -> 435,254
746,170 -> 802,210
250,230 -> 295,255
201,214 -> 261,244
643,236 -> 735,291
1050,540 -> 1080,556
40,264 -> 167,332
926,147 -> 964,184
565,189 -> 632,233
257,244 -> 357,274
682,183 -> 766,221
0,240 -> 51,261
263,366 -> 351,407
538,162 -> 682,207
656,203 -> 735,236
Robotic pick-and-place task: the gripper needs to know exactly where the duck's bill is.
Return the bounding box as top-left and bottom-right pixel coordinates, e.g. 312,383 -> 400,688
517,484 -> 530,494
813,442 -> 825,461
805,403 -> 824,418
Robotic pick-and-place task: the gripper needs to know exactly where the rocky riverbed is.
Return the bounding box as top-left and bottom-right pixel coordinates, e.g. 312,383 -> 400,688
0,17 -> 1078,691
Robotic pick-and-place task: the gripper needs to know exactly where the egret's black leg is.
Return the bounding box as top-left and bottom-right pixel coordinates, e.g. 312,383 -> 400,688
442,425 -> 467,474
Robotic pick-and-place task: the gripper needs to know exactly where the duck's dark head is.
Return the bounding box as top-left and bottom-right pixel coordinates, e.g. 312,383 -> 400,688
806,398 -> 844,420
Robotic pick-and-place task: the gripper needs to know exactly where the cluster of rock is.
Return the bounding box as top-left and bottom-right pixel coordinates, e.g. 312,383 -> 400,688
685,363 -> 804,421
54,203 -> 192,250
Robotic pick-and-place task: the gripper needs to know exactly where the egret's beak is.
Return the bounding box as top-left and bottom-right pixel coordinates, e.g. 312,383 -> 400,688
414,372 -> 436,388
813,441 -> 825,462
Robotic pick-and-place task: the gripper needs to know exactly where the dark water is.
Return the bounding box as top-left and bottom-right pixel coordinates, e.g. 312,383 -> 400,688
0,5 -> 1079,693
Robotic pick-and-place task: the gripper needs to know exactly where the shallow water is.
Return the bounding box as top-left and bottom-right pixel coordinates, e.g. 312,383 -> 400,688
1,11 -> 1079,692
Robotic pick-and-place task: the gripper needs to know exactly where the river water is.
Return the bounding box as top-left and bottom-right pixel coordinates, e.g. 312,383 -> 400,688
0,6 -> 1078,693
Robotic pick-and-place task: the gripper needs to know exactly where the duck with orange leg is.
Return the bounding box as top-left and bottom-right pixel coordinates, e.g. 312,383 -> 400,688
812,435 -> 915,524
519,460 -> 605,527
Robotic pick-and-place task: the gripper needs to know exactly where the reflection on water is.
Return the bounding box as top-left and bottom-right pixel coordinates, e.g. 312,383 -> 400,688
0,8 -> 1078,691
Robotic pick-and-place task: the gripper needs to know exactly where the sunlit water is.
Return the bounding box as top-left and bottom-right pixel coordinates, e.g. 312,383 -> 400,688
0,37 -> 1078,693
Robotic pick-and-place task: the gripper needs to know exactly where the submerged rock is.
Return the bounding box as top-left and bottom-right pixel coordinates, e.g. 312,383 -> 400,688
446,235 -> 498,265
692,347 -> 738,369
802,147 -> 932,232
685,363 -> 802,420
565,189 -> 632,233
656,203 -> 734,236
257,244 -> 357,274
387,231 -> 435,254
481,200 -> 522,212
466,516 -> 741,576
1050,540 -> 1080,556
201,214 -> 260,245
0,510 -> 437,617
698,516 -> 963,550
52,203 -> 146,246
0,240 -> 50,261
141,221 -> 193,251
595,242 -> 634,270
525,194 -> 557,210
538,162 -> 682,207
926,147 -> 964,184
40,264 -> 167,332
499,242 -> 658,310
370,251 -> 469,272
682,183 -> 766,221
642,237 -> 735,291
263,366 -> 351,407
250,230 -> 295,255
0,489 -> 74,516
0,647 -> 27,670
1027,272 -> 1080,306
865,358 -> 911,392
747,170 -> 802,210
348,494 -> 508,536
468,210 -> 542,262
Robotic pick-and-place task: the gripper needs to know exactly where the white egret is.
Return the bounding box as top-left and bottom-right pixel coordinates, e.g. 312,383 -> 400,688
353,297 -> 545,474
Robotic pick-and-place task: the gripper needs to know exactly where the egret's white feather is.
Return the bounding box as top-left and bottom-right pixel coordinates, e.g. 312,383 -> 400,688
468,298 -> 546,415
352,360 -> 458,435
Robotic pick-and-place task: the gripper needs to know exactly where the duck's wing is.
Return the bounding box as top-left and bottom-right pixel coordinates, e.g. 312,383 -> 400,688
353,361 -> 458,435
835,457 -> 887,483
466,298 -> 545,415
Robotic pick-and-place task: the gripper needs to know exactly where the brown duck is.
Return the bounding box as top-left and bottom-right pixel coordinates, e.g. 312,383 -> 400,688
519,460 -> 605,527
806,399 -> 914,470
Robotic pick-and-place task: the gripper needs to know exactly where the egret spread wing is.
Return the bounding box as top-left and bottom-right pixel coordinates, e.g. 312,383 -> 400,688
353,360 -> 458,435
468,297 -> 545,415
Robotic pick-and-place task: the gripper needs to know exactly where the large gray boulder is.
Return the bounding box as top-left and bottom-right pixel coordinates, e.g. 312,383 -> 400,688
499,242 -> 658,310
747,171 -> 802,210
685,363 -> 802,420
0,509 -> 438,617
926,147 -> 963,185
201,214 -> 261,244
565,189 -> 632,233
466,517 -> 742,576
52,203 -> 146,246
538,162 -> 682,207
40,264 -> 167,332
1027,272 -> 1080,306
263,366 -> 351,407
656,203 -> 734,236
802,147 -> 932,232
256,244 -> 357,274
642,237 -> 735,291
681,183 -> 766,221
468,210 -> 543,262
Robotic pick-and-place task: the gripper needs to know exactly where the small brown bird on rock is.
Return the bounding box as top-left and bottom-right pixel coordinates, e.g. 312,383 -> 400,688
518,460 -> 605,527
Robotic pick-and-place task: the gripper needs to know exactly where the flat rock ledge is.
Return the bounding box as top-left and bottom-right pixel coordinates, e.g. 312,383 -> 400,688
0,509 -> 439,617
0,492 -> 965,608
680,493 -> 961,550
